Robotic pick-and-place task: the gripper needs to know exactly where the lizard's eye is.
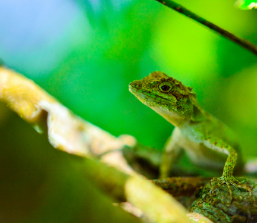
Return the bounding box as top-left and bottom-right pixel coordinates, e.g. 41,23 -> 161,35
159,82 -> 172,93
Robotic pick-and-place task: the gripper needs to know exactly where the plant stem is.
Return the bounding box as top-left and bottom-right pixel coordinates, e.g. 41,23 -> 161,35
156,0 -> 257,56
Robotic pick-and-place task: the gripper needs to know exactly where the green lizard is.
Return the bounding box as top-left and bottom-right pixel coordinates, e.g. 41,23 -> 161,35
129,71 -> 250,196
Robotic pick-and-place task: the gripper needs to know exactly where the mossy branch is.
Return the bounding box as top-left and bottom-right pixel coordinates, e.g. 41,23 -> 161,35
151,177 -> 211,196
156,0 -> 257,56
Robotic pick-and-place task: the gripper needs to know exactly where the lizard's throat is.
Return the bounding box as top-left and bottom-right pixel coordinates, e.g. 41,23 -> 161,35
151,106 -> 186,127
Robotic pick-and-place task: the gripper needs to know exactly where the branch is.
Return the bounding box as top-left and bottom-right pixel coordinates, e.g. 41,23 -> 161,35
156,0 -> 257,56
151,177 -> 211,196
0,66 -> 197,223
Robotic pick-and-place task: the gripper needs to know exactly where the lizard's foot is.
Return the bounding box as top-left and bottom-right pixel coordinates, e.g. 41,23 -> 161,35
210,176 -> 252,203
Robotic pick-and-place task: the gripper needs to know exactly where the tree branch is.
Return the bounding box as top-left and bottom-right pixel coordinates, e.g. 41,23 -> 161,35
156,0 -> 257,56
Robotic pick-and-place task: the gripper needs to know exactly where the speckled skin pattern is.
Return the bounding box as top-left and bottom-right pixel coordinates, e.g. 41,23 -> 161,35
129,71 -> 250,199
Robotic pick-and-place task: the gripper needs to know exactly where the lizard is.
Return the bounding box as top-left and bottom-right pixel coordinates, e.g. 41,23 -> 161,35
129,71 -> 250,197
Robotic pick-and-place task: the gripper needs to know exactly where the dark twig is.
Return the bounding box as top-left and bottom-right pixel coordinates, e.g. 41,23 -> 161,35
156,0 -> 257,56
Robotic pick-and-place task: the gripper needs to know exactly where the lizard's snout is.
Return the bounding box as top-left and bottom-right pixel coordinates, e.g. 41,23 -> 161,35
129,80 -> 142,94
129,80 -> 142,90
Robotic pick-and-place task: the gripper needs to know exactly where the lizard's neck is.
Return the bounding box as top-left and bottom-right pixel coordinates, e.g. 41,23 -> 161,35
151,106 -> 189,127
190,103 -> 208,123
162,113 -> 186,127
152,103 -> 207,127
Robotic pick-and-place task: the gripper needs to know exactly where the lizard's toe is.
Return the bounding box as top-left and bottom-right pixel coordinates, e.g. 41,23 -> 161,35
210,176 -> 252,203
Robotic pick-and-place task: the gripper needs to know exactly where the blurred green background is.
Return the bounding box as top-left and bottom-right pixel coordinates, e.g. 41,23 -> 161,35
1,0 -> 257,154
1,0 -> 257,222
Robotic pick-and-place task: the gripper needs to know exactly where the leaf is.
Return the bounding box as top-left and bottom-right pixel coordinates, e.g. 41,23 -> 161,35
235,0 -> 257,9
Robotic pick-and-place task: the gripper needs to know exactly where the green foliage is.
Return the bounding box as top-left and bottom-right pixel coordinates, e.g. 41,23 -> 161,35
1,0 -> 257,152
236,0 -> 257,9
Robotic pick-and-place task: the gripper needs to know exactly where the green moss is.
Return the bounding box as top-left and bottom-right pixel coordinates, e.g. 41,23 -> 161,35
191,177 -> 257,222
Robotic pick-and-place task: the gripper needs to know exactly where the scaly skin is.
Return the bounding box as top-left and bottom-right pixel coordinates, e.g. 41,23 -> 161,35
129,71 -> 250,199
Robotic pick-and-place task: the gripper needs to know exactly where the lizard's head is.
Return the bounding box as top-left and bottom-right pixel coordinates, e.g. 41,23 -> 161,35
129,71 -> 197,126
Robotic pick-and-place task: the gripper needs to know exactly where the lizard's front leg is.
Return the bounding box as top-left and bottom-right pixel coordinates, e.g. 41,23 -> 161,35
160,128 -> 182,179
204,140 -> 252,200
